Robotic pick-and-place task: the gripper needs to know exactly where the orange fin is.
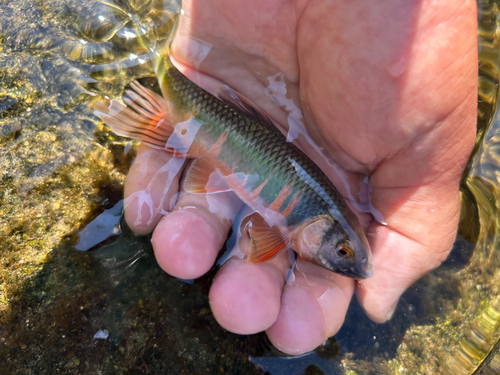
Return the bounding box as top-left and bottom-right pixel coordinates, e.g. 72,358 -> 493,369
183,156 -> 231,194
164,147 -> 194,158
218,85 -> 279,133
245,213 -> 289,263
94,81 -> 175,149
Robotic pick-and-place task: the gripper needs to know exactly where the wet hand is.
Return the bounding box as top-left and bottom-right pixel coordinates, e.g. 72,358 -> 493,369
122,0 -> 477,354
125,144 -> 356,354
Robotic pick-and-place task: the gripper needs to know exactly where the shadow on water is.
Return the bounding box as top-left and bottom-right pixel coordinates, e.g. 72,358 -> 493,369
0,215 -> 267,374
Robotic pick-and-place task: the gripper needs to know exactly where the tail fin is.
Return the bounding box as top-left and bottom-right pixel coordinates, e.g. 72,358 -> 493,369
94,81 -> 174,149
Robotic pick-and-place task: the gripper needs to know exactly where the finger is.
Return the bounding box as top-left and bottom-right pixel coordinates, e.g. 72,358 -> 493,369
151,190 -> 242,279
124,144 -> 184,234
266,258 -> 355,355
357,188 -> 461,323
209,224 -> 290,335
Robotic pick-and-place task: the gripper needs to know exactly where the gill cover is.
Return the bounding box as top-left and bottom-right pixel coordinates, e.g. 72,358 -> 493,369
297,215 -> 372,279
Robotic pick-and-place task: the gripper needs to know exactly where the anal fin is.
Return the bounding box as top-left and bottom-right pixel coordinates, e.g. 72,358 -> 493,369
183,156 -> 231,194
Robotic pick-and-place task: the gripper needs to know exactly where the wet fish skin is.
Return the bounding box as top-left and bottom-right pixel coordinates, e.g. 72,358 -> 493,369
96,55 -> 373,279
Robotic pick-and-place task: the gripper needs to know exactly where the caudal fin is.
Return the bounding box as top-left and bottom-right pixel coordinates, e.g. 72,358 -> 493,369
94,81 -> 174,149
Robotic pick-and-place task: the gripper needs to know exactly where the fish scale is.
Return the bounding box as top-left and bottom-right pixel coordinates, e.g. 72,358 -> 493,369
211,85 -> 343,223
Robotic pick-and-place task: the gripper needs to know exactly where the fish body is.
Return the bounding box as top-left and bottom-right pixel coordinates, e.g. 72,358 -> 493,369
95,55 -> 372,279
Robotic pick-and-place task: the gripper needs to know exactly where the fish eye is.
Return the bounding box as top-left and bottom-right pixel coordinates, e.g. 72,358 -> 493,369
335,244 -> 353,258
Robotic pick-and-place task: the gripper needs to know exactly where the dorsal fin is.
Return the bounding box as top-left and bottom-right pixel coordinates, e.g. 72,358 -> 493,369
244,212 -> 289,263
218,85 -> 279,133
183,156 -> 231,194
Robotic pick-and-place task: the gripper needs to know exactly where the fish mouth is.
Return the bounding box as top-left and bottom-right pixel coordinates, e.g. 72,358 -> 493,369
314,245 -> 374,279
338,259 -> 373,279
332,261 -> 373,279
345,267 -> 372,280
355,256 -> 373,279
358,262 -> 373,279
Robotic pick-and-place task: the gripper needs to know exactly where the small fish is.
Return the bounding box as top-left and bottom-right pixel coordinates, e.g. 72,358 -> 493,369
95,55 -> 373,279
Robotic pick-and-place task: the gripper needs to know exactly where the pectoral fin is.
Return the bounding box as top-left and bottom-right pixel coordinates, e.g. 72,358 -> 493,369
245,213 -> 289,263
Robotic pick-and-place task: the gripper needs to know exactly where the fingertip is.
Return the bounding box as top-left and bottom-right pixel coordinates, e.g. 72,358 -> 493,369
356,224 -> 443,323
356,279 -> 401,323
209,260 -> 282,335
266,285 -> 326,355
123,144 -> 182,235
124,196 -> 163,235
151,209 -> 221,279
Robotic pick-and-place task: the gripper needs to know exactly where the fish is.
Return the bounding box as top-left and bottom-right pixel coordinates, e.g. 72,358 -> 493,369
94,55 -> 373,279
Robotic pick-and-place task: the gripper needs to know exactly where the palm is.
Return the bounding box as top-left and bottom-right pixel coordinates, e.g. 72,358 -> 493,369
123,0 -> 477,353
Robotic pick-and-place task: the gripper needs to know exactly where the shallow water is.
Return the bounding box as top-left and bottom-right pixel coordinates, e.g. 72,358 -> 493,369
0,0 -> 499,374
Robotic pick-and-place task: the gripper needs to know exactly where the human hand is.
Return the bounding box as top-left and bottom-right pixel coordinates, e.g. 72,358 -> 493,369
122,0 -> 477,354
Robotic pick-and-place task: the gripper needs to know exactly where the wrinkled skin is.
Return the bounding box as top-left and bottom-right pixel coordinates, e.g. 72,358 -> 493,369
123,0 -> 477,355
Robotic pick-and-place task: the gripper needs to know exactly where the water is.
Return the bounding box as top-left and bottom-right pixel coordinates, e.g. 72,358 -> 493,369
0,0 -> 499,373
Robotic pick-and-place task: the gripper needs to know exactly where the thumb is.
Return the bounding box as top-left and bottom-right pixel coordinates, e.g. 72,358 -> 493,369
356,221 -> 456,322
